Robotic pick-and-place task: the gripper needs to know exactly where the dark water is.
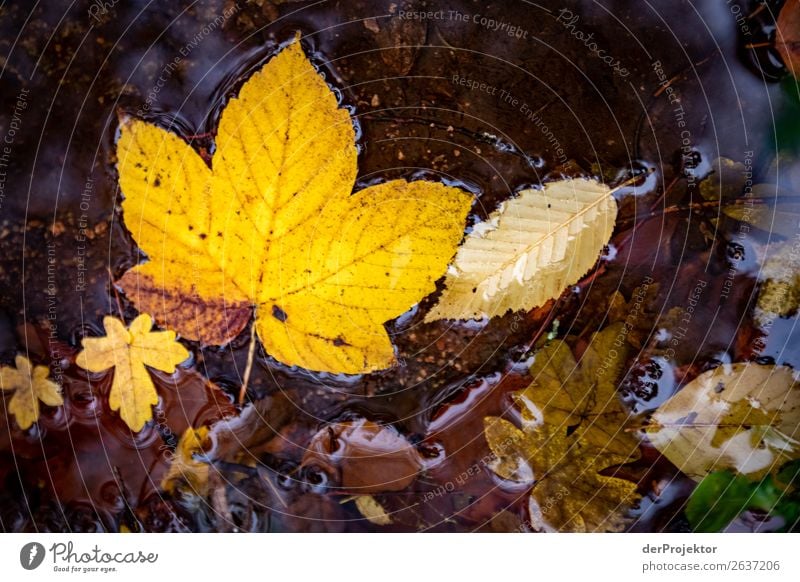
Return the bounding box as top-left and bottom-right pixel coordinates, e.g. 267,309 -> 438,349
0,0 -> 797,532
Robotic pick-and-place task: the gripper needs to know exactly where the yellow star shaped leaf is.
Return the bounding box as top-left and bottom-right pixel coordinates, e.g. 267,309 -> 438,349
115,36 -> 471,374
0,355 -> 63,430
76,314 -> 190,432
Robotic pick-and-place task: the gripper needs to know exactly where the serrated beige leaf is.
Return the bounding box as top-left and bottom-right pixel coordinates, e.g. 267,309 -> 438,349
646,363 -> 800,481
426,179 -> 617,321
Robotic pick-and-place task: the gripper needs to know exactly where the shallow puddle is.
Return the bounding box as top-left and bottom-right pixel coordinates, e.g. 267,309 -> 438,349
1,0 -> 799,532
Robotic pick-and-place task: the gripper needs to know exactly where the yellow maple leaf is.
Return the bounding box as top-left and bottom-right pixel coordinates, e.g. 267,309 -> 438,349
484,324 -> 640,532
76,314 -> 190,432
0,355 -> 63,430
116,37 -> 472,374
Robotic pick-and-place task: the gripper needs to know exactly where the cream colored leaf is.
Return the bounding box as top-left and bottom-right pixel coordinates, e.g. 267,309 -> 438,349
0,355 -> 63,430
352,495 -> 392,526
426,179 -> 617,321
646,363 -> 800,481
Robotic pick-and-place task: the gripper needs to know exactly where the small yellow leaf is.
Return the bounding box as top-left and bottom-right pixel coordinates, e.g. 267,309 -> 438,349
76,314 -> 190,432
352,495 -> 392,526
0,355 -> 63,430
162,426 -> 211,496
646,363 -> 800,481
426,179 -> 617,321
484,324 -> 640,532
117,37 -> 471,374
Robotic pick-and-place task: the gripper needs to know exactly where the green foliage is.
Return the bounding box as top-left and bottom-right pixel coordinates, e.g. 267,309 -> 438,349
686,461 -> 800,532
776,77 -> 800,154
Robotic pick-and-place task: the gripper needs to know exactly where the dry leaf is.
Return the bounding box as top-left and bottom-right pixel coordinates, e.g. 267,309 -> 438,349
117,37 -> 471,374
301,418 -> 423,492
426,179 -> 617,321
777,0 -> 800,78
723,203 -> 800,238
753,241 -> 800,326
352,495 -> 392,525
603,280 -> 659,348
372,4 -> 427,75
76,314 -> 190,432
699,157 -> 748,201
484,324 -> 640,532
162,426 -> 211,496
485,420 -> 638,533
646,363 -> 800,481
0,355 -> 63,430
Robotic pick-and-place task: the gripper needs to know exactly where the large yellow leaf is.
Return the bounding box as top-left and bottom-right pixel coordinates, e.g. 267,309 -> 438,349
117,38 -> 471,374
426,179 -> 617,321
646,363 -> 800,481
76,314 -> 190,432
484,324 -> 640,532
0,355 -> 63,430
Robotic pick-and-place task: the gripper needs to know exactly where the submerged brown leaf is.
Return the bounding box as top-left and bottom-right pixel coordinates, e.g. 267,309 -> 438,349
301,419 -> 423,492
777,0 -> 800,79
484,324 -> 641,532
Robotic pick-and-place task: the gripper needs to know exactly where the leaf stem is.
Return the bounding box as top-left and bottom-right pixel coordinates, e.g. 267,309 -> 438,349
238,323 -> 258,405
108,267 -> 126,324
